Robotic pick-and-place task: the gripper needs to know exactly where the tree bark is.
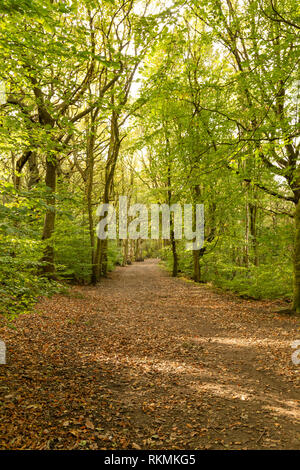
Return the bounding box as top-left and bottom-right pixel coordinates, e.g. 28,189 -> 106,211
28,152 -> 40,189
244,199 -> 250,268
193,249 -> 201,282
293,198 -> 300,314
249,201 -> 258,266
97,109 -> 120,278
122,239 -> 129,266
101,239 -> 108,277
192,185 -> 201,281
167,164 -> 178,277
41,156 -> 57,276
170,226 -> 178,277
85,111 -> 98,284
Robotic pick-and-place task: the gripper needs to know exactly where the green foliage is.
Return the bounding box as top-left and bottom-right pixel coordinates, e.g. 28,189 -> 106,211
0,178 -> 67,318
0,0 -> 299,317
160,214 -> 294,300
213,264 -> 293,300
54,218 -> 93,284
107,241 -> 123,271
160,243 -> 194,277
0,255 -> 64,319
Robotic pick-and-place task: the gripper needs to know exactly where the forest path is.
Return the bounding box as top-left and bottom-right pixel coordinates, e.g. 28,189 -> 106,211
0,259 -> 299,450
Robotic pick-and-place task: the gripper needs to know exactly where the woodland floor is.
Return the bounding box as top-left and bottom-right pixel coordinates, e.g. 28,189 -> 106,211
0,259 -> 300,450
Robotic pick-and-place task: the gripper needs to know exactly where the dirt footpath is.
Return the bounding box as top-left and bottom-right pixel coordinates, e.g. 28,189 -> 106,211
0,259 -> 299,449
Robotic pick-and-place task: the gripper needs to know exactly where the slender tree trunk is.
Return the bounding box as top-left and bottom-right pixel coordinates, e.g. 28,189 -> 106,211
41,156 -> 57,276
96,109 -> 120,278
167,164 -> 178,277
122,239 -> 128,266
193,249 -> 201,282
249,201 -> 258,266
244,199 -> 250,268
134,239 -> 139,260
86,112 -> 98,284
96,229 -> 107,279
293,198 -> 300,314
192,185 -> 201,281
101,239 -> 108,276
94,238 -> 101,282
135,239 -> 144,261
170,226 -> 178,277
89,203 -> 97,284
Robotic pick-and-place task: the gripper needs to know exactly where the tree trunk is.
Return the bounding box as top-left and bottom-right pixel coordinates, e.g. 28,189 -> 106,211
28,152 -> 40,189
96,109 -> 120,278
15,150 -> 32,190
94,238 -> 101,282
167,165 -> 178,277
41,156 -> 57,276
192,186 -> 202,281
89,209 -> 97,284
122,239 -> 128,266
249,201 -> 258,266
170,226 -> 178,277
244,200 -> 250,268
101,239 -> 108,277
86,113 -> 98,284
293,198 -> 300,314
193,249 -> 201,282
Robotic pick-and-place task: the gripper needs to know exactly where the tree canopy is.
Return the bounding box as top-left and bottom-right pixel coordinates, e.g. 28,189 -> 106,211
0,0 -> 299,316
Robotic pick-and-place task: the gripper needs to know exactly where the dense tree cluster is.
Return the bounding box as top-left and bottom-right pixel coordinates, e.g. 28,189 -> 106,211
0,0 -> 299,317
